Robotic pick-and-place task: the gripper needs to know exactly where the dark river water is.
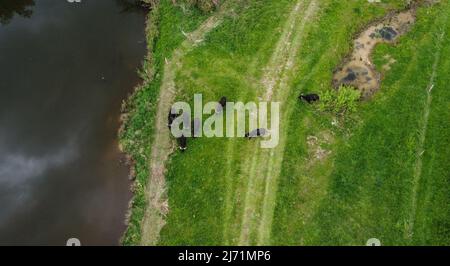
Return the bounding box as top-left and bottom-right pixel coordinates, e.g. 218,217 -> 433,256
0,0 -> 146,245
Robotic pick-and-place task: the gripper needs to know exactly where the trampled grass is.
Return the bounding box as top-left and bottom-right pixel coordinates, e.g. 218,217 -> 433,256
123,0 -> 449,245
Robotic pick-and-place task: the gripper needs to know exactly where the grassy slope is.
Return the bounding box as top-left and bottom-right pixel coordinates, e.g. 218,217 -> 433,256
274,1 -> 450,245
157,0 -> 421,246
405,5 -> 450,245
123,0 -> 449,245
270,0 -> 405,245
159,0 -> 297,245
120,0 -> 207,245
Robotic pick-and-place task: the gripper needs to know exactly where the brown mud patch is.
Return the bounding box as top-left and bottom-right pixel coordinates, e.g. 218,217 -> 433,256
333,8 -> 416,99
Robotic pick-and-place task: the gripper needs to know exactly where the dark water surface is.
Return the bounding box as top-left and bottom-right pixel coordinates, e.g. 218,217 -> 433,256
0,0 -> 146,245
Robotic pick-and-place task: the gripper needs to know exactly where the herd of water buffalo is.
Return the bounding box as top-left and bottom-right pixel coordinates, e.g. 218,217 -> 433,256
168,93 -> 320,151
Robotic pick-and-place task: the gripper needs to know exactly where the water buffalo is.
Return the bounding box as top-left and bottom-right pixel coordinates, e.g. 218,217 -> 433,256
299,93 -> 320,104
178,135 -> 187,151
216,96 -> 227,113
245,128 -> 268,138
168,108 -> 179,129
219,96 -> 227,108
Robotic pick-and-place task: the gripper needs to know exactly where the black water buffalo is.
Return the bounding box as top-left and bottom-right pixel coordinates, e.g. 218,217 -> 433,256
216,96 -> 227,113
245,128 -> 268,138
299,93 -> 320,104
168,108 -> 179,129
219,96 -> 227,108
178,135 -> 187,151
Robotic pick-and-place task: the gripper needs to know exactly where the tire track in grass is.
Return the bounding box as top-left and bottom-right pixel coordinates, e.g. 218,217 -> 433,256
221,1 -> 301,244
222,139 -> 237,245
237,0 -> 319,245
406,19 -> 448,240
140,3 -> 237,246
237,0 -> 307,245
257,0 -> 319,245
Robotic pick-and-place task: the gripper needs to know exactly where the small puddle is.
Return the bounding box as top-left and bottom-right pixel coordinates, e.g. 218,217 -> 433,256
333,8 -> 416,98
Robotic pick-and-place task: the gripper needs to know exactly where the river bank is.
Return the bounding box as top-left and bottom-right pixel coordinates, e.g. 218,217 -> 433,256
119,1 -> 161,245
119,0 -> 212,245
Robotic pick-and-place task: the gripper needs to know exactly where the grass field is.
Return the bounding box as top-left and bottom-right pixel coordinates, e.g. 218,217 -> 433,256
121,0 -> 449,246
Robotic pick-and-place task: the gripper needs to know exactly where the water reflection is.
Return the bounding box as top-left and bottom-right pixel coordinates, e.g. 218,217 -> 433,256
0,0 -> 146,245
115,0 -> 148,13
0,0 -> 35,25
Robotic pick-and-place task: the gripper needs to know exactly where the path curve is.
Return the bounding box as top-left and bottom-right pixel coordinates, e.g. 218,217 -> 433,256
140,3 -> 236,246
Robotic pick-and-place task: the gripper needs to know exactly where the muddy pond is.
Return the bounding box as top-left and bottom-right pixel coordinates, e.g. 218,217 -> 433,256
333,8 -> 416,98
0,0 -> 146,245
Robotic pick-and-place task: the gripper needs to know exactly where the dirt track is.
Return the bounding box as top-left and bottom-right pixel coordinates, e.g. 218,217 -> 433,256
140,3 -> 235,246
235,0 -> 320,245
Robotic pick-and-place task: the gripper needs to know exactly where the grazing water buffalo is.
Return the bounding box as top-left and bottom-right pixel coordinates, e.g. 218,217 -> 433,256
219,96 -> 227,108
299,93 -> 320,104
168,108 -> 179,129
245,128 -> 268,138
216,96 -> 227,113
178,135 -> 187,151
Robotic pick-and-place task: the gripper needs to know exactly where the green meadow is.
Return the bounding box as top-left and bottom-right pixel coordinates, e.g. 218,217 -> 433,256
121,0 -> 449,245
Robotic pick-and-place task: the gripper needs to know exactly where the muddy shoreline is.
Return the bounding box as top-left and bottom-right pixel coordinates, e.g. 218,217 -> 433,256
117,2 -> 158,244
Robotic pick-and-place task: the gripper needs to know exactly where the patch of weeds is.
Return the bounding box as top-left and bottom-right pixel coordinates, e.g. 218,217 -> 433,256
318,85 -> 361,116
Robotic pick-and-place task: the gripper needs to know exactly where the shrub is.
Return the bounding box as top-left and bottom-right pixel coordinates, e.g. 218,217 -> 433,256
319,85 -> 361,115
175,0 -> 221,13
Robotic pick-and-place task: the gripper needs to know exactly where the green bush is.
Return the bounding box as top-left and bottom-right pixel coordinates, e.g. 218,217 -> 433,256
319,85 -> 361,115
177,0 -> 221,13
